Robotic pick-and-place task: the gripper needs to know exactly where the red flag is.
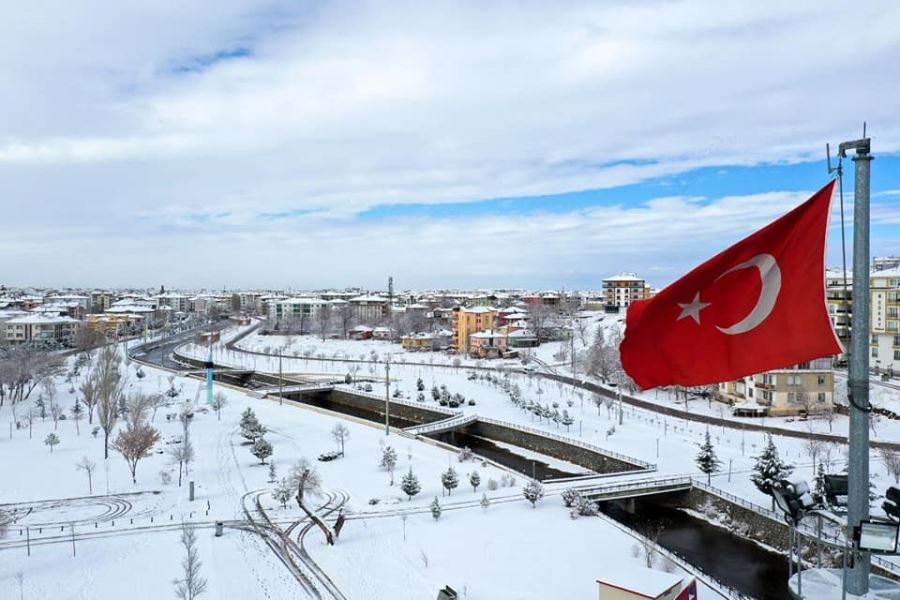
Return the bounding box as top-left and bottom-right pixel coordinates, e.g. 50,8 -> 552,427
621,181 -> 841,390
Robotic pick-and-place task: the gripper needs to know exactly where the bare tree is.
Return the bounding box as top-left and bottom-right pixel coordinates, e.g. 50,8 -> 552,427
640,524 -> 664,568
317,304 -> 333,341
95,346 -> 124,459
79,376 -> 99,424
336,302 -> 355,338
803,429 -> 826,476
111,421 -> 160,484
331,422 -> 350,456
173,523 -> 208,600
211,392 -> 228,421
76,456 -> 97,494
169,415 -> 195,487
73,327 -> 106,364
881,448 -> 900,484
290,459 -> 334,544
44,379 -> 63,430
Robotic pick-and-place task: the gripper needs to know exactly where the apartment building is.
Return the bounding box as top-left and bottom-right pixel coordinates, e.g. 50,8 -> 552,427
825,268 -> 851,364
1,314 -> 80,346
718,358 -> 834,417
870,268 -> 900,376
601,273 -> 648,311
452,306 -> 497,354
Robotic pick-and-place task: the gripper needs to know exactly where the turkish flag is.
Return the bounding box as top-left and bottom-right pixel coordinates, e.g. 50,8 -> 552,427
621,181 -> 841,390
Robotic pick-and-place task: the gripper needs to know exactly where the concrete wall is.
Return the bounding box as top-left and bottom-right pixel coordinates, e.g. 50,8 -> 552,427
465,420 -> 646,475
328,389 -> 451,426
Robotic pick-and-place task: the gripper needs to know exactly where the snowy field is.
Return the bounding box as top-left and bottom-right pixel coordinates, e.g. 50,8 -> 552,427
0,341 -> 720,600
183,326 -> 900,511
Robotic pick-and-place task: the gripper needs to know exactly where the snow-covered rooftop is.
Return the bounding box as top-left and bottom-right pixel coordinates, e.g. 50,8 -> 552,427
603,272 -> 644,282
597,566 -> 684,598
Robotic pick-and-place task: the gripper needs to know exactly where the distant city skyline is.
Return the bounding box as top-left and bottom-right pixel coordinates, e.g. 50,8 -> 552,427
2,2 -> 899,289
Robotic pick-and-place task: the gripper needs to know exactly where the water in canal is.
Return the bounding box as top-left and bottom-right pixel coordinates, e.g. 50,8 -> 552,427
602,498 -> 791,600
284,392 -> 582,480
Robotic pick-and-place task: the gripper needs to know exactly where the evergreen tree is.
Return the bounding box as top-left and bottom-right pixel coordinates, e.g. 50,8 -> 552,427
251,437 -> 273,464
44,432 -> 60,453
268,462 -> 278,483
417,378 -> 425,392
470,471 -> 481,492
522,479 -> 544,508
441,467 -> 459,496
695,431 -> 722,484
750,434 -> 794,509
561,410 -> 575,432
480,493 -> 491,512
239,408 -> 266,442
561,488 -> 580,508
430,497 -> 442,521
380,446 -> 398,484
401,468 -> 421,500
431,386 -> 440,401
813,462 -> 827,504
272,477 -> 293,508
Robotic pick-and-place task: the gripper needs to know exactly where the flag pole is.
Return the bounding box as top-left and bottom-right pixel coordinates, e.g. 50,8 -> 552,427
841,131 -> 872,595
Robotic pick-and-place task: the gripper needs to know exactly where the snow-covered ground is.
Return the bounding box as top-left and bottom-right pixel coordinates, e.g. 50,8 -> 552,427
1,342 -> 720,599
183,327 -> 900,512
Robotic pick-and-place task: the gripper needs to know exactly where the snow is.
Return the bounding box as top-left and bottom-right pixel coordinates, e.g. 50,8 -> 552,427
597,565 -> 685,597
1,339 -> 723,599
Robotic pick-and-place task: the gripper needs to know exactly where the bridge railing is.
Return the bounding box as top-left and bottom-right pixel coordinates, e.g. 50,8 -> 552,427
403,413 -> 478,435
577,475 -> 693,497
475,416 -> 656,471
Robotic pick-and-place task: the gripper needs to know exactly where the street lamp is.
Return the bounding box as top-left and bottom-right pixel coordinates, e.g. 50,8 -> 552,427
384,356 -> 391,436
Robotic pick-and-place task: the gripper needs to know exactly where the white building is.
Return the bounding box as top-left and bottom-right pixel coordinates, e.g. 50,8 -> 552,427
601,273 -> 647,310
1,314 -> 80,346
870,268 -> 900,376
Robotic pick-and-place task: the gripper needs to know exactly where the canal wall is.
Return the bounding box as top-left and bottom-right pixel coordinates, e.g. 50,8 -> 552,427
464,418 -> 651,475
327,389 -> 454,426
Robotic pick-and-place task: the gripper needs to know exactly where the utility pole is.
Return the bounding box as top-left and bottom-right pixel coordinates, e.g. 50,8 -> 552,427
840,131 -> 873,595
384,357 -> 391,436
278,352 -> 284,406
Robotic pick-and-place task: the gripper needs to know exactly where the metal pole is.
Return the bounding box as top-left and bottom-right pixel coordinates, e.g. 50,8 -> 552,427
278,353 -> 283,406
845,135 -> 872,595
617,384 -> 623,426
385,359 -> 391,436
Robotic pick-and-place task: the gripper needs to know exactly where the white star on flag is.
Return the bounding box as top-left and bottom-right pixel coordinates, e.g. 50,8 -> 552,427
676,292 -> 711,324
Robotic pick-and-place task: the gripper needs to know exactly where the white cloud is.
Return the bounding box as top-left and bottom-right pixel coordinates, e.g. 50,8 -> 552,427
0,1 -> 898,286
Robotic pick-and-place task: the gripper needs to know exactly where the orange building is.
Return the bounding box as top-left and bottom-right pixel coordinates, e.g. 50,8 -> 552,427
452,306 -> 497,354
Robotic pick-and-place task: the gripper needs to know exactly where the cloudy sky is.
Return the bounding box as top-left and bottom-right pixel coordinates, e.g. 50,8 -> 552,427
1,1 -> 899,291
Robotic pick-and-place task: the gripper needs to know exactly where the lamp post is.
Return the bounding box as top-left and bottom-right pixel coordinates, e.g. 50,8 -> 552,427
384,356 -> 391,436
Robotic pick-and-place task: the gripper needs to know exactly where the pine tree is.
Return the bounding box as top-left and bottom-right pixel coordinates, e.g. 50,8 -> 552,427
522,479 -> 544,508
239,408 -> 266,442
431,386 -> 440,401
470,471 -> 481,493
561,410 -> 575,432
813,463 -> 826,504
251,437 -> 273,464
401,468 -> 421,500
696,431 -> 721,484
417,378 -> 425,392
44,432 -> 60,453
441,467 -> 459,496
380,446 -> 398,485
480,493 -> 491,512
430,497 -> 442,521
750,434 -> 794,509
268,462 -> 278,483
272,477 -> 293,508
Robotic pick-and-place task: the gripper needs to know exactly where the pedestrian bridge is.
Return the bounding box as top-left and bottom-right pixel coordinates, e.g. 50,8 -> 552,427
402,413 -> 479,436
253,382 -> 338,396
574,476 -> 693,502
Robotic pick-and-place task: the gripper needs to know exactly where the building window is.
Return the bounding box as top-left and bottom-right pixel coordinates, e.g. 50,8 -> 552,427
787,375 -> 802,386
787,392 -> 798,404
817,375 -> 826,385
873,348 -> 880,358
817,393 -> 827,403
